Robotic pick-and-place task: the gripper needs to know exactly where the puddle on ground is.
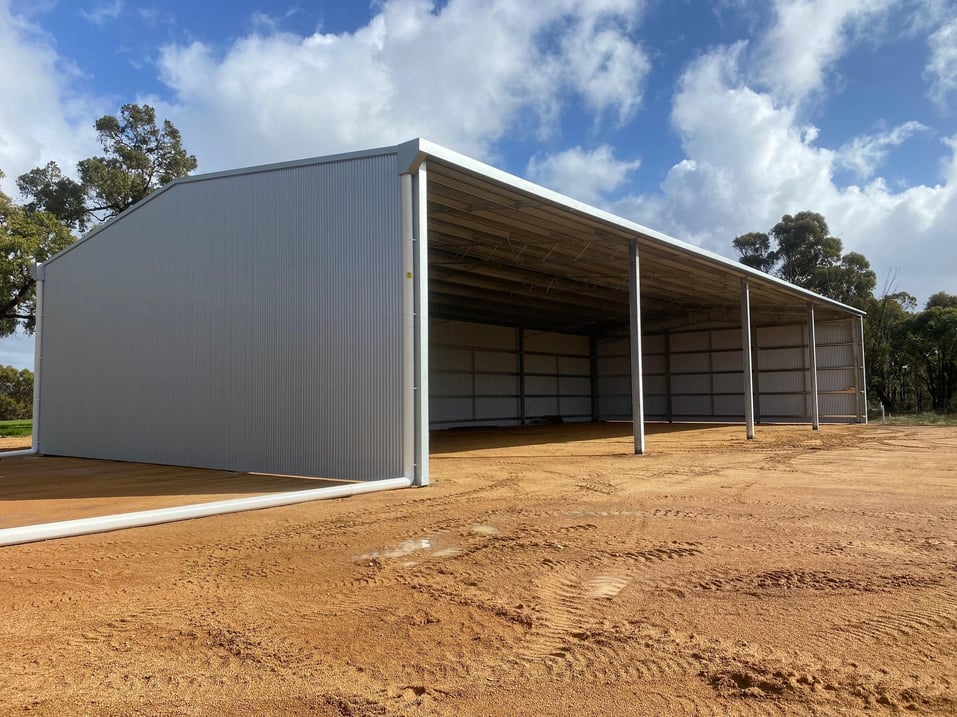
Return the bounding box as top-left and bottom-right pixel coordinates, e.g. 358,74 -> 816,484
354,525 -> 500,563
470,524 -> 500,535
354,539 -> 433,561
432,547 -> 464,558
585,574 -> 631,598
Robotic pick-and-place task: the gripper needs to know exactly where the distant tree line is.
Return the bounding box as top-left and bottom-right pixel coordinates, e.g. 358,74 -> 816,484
734,212 -> 957,414
0,365 -> 33,420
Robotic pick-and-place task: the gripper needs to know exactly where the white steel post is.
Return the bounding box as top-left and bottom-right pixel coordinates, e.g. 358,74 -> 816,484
807,302 -> 820,430
400,175 -> 415,481
857,315 -> 868,424
628,240 -> 646,454
741,278 -> 755,440
413,163 -> 430,486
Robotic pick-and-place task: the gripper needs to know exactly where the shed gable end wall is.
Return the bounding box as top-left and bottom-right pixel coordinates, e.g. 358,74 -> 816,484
39,153 -> 404,480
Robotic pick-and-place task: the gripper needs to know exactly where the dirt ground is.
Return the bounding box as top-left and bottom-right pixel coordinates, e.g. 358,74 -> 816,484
0,436 -> 31,452
1,422 -> 955,716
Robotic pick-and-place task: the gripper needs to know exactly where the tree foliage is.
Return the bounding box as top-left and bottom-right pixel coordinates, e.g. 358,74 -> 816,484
732,211 -> 876,307
1,104 -> 196,337
17,104 -> 197,231
0,365 -> 33,420
733,213 -> 956,415
16,161 -> 86,230
0,175 -> 75,336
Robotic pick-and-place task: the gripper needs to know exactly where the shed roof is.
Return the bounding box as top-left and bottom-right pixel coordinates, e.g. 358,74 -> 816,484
41,138 -> 863,334
399,139 -> 863,335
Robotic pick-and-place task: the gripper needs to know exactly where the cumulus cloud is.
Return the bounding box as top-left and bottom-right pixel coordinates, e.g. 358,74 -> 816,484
526,145 -> 640,204
150,0 -> 650,170
614,37 -> 957,301
0,1 -> 101,195
837,121 -> 928,179
926,16 -> 957,110
755,0 -> 894,102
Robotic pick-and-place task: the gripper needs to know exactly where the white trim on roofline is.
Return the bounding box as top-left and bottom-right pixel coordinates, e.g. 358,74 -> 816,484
400,138 -> 864,317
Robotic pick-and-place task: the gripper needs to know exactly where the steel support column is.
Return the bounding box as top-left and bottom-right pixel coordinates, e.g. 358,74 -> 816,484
856,315 -> 868,424
741,278 -> 755,440
628,240 -> 645,454
807,302 -> 820,430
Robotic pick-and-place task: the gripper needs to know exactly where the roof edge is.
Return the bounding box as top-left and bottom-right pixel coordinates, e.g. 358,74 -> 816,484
411,139 -> 865,317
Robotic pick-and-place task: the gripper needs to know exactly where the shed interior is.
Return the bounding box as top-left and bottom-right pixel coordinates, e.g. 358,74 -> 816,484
423,158 -> 865,429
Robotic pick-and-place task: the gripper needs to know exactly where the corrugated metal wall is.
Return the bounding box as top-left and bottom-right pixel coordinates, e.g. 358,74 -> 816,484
39,153 -> 405,480
595,319 -> 862,423
429,319 -> 592,428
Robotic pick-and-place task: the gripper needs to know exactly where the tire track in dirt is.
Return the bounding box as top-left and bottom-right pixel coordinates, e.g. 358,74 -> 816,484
806,588 -> 957,657
501,542 -> 706,682
693,568 -> 943,596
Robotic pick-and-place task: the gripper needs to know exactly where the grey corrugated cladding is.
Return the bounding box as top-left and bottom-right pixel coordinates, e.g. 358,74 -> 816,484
39,152 -> 404,480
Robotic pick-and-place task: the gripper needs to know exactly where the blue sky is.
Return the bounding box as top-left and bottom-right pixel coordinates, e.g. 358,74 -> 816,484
1,0 -> 956,369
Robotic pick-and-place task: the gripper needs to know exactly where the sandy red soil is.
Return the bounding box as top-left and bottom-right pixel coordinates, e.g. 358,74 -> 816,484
0,437 -> 31,452
1,422 -> 955,716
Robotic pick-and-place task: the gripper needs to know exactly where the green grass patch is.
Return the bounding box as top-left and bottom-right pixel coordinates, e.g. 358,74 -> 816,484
0,419 -> 32,437
875,412 -> 957,426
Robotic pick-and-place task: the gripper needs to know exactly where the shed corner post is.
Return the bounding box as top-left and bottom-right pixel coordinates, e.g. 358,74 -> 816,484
413,162 -> 430,486
857,314 -> 868,424
740,278 -> 755,440
807,302 -> 820,430
628,240 -> 646,454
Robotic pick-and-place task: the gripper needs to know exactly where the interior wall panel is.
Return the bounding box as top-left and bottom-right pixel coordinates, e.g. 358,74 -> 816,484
596,320 -> 862,424
429,320 -> 593,428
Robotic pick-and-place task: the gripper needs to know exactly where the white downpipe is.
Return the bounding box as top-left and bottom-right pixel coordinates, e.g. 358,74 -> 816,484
401,174 -> 415,481
413,163 -> 430,486
31,271 -> 44,453
0,449 -> 38,458
0,476 -> 412,547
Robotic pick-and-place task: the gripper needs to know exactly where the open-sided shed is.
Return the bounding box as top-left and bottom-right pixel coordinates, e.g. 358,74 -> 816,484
29,138 -> 866,489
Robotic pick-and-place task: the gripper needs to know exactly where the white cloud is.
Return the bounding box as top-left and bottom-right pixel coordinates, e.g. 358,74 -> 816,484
526,145 -> 640,204
150,0 -> 650,170
614,40 -> 957,302
755,0 -> 894,102
837,120 -> 928,179
80,0 -> 124,27
926,16 -> 957,110
0,0 -> 101,195
557,13 -> 650,124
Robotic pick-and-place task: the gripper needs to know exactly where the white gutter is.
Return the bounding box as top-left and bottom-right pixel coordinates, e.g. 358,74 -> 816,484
0,476 -> 412,547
